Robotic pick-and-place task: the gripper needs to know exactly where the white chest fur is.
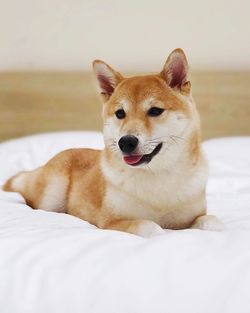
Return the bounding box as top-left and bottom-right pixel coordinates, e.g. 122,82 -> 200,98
102,155 -> 208,228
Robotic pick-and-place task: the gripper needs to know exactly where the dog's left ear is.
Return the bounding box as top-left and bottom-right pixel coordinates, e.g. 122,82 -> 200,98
160,48 -> 191,94
93,60 -> 123,101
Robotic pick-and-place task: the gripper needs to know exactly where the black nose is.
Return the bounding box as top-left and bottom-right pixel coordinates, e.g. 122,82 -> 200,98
118,135 -> 139,154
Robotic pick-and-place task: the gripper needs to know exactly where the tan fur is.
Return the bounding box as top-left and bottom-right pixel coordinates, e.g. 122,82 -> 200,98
3,49 -> 222,237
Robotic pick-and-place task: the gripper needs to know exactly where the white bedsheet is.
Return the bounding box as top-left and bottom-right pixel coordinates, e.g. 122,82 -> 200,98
0,132 -> 250,313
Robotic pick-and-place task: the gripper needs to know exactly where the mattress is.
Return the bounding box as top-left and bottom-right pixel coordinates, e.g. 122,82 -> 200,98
0,131 -> 250,313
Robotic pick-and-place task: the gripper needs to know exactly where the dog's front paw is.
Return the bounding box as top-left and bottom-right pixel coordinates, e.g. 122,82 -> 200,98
191,215 -> 224,231
137,220 -> 165,237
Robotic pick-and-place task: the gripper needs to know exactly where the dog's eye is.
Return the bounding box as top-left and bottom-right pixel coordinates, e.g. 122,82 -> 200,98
147,107 -> 164,117
115,109 -> 126,119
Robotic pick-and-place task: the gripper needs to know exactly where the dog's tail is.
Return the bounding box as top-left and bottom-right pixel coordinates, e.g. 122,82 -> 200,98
2,169 -> 44,209
3,150 -> 73,212
3,171 -> 29,193
3,165 -> 69,213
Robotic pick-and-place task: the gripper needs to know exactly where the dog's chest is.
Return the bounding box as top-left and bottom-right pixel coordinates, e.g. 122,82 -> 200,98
105,170 -> 194,222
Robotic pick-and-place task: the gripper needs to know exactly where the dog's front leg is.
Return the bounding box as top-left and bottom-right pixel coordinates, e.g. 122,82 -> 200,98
191,215 -> 224,231
105,219 -> 165,237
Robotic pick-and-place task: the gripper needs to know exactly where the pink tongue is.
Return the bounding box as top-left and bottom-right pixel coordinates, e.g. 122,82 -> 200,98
123,155 -> 143,165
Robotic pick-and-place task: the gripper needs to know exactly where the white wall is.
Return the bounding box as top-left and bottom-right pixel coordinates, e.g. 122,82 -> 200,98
0,0 -> 249,72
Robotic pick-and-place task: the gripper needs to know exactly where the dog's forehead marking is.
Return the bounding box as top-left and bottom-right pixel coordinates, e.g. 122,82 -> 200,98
118,96 -> 158,111
142,97 -> 157,109
119,98 -> 130,111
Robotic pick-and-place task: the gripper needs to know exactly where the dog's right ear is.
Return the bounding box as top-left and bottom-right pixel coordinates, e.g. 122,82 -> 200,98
92,60 -> 123,101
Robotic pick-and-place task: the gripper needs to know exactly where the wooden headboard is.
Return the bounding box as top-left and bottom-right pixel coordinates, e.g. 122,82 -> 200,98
0,71 -> 249,142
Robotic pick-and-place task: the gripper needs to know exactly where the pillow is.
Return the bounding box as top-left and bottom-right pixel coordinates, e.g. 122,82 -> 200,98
203,136 -> 250,227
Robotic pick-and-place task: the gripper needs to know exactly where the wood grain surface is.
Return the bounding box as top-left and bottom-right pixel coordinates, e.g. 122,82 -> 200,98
0,71 -> 249,142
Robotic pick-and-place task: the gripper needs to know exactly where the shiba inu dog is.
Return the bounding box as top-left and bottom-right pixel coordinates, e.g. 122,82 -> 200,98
3,49 -> 222,237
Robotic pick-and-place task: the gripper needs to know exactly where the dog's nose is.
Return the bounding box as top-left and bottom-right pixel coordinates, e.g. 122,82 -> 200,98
118,135 -> 139,154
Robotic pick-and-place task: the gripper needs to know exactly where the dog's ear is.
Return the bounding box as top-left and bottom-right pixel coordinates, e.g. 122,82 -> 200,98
92,60 -> 123,101
160,48 -> 191,94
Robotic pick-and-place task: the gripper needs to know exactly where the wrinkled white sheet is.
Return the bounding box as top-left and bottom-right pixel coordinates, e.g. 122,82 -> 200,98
0,132 -> 250,313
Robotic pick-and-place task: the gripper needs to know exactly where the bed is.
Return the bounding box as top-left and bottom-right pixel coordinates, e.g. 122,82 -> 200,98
1,70 -> 250,312
0,131 -> 250,313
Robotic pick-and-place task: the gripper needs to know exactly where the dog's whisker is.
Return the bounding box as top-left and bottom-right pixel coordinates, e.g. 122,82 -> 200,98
145,136 -> 169,142
170,135 -> 185,142
169,136 -> 178,145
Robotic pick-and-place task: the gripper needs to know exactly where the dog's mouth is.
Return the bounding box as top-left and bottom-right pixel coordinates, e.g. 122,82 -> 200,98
123,143 -> 162,166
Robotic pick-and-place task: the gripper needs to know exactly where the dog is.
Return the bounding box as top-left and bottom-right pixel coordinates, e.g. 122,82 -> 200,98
3,49 -> 222,237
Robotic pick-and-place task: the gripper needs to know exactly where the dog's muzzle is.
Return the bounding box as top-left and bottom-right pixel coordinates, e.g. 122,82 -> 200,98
118,135 -> 162,166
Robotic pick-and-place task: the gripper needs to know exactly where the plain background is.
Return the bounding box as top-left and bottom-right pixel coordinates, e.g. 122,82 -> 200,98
0,0 -> 249,72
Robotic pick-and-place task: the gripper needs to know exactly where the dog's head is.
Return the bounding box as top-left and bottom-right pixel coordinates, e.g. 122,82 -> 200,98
93,49 -> 200,170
